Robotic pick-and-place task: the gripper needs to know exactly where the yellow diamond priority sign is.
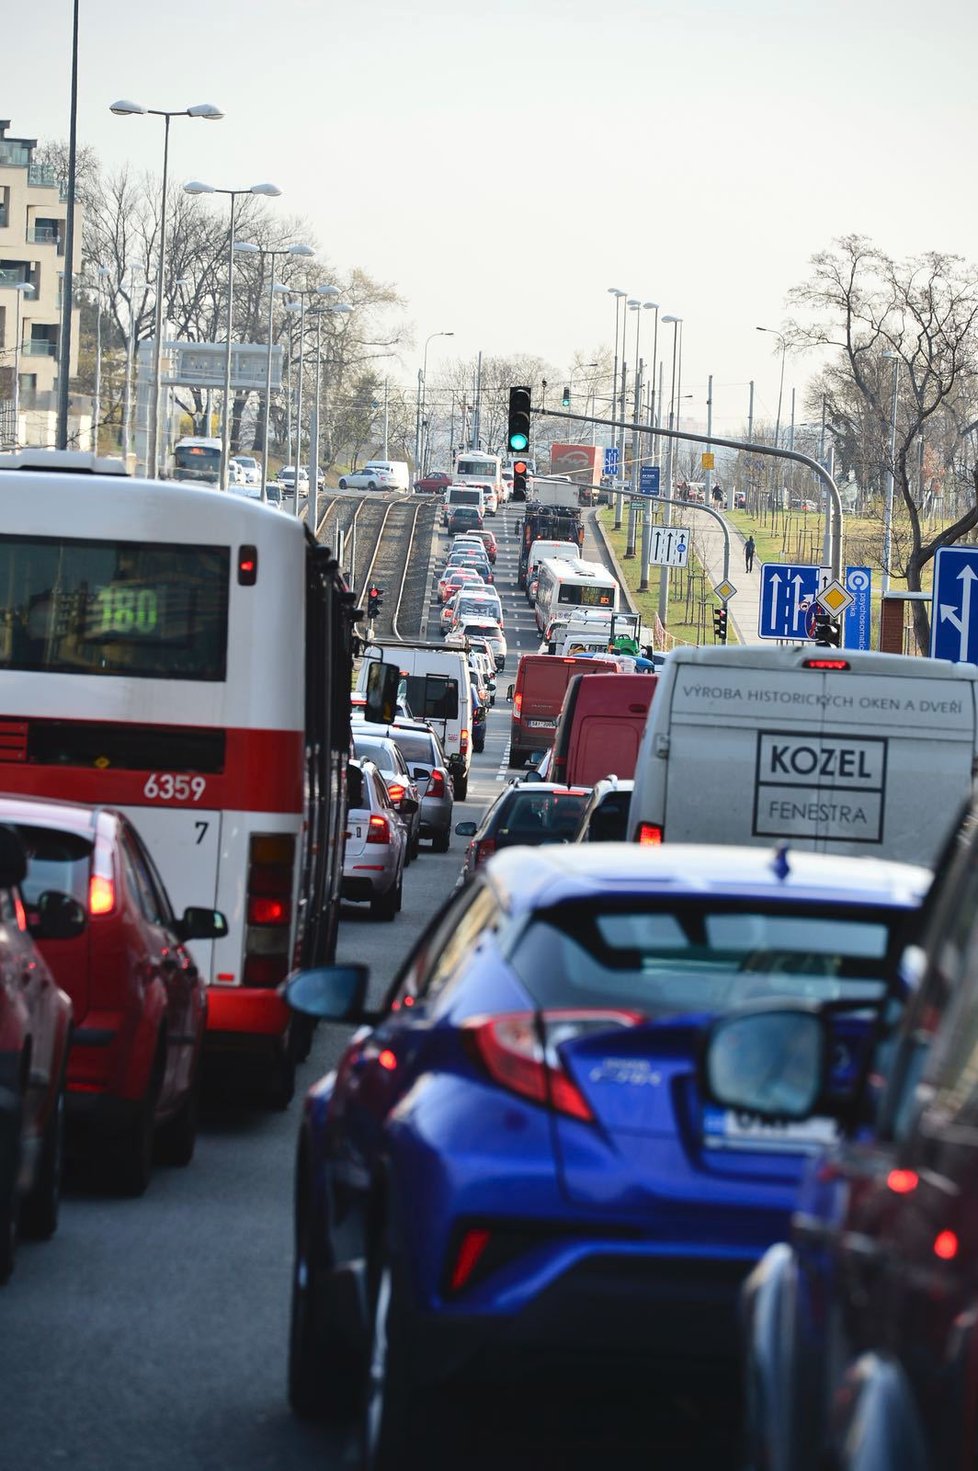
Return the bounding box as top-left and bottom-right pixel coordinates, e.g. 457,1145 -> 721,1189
713,579 -> 737,603
816,580 -> 854,616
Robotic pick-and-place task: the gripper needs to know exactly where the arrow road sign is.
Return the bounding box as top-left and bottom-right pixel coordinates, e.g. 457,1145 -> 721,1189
603,446 -> 620,477
932,546 -> 978,663
758,562 -> 821,640
638,465 -> 661,497
648,524 -> 690,567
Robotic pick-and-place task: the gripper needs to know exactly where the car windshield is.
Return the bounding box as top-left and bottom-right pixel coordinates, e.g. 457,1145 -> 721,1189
507,900 -> 902,1015
388,732 -> 435,765
493,791 -> 589,845
16,824 -> 93,907
353,737 -> 396,771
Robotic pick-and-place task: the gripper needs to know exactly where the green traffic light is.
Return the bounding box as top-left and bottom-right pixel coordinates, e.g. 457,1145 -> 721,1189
509,432 -> 529,451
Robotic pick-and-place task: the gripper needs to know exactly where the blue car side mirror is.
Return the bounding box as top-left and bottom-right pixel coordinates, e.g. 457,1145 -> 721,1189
286,964 -> 370,1022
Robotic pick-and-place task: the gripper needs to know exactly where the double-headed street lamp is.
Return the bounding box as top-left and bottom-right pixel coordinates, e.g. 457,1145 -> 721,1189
184,179 -> 281,490
1,281 -> 35,450
306,301 -> 353,526
110,100 -> 223,476
658,314 -> 684,623
756,325 -> 787,453
82,266 -> 110,452
284,284 -> 342,514
234,240 -> 315,493
416,331 -> 453,476
881,351 -> 901,596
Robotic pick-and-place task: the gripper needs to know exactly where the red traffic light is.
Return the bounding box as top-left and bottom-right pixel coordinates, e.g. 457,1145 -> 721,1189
513,460 -> 527,476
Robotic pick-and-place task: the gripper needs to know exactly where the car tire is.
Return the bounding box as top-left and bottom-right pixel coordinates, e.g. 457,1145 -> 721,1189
339,479 -> 348,490
368,481 -> 377,491
432,830 -> 450,854
409,830 -> 420,861
20,1071 -> 65,1240
155,1060 -> 200,1169
288,1166 -> 360,1423
362,1255 -> 428,1471
370,879 -> 399,923
453,773 -> 469,801
113,1089 -> 156,1198
266,1040 -> 296,1111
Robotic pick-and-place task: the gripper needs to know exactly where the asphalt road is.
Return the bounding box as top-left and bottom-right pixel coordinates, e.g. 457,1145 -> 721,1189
0,502 -> 740,1471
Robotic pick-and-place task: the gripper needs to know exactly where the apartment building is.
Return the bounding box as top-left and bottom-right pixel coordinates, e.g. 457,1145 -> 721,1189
0,119 -> 83,446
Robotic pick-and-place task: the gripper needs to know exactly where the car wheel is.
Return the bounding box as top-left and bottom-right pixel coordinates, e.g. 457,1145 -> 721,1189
266,1039 -> 296,1111
409,830 -> 420,861
368,481 -> 378,491
20,1070 -> 66,1240
113,1089 -> 156,1198
362,1256 -> 428,1471
288,1167 -> 360,1422
432,829 -> 450,854
155,1060 -> 200,1168
371,877 -> 400,922
453,772 -> 469,801
338,479 -> 348,490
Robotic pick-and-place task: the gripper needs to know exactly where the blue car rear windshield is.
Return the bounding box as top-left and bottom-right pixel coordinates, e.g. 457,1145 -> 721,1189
508,900 -> 903,1013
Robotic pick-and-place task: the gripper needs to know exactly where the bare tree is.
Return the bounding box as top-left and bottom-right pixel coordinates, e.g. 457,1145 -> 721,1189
788,235 -> 978,652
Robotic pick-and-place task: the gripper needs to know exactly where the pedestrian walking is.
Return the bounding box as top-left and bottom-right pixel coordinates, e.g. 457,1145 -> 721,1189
744,534 -> 756,573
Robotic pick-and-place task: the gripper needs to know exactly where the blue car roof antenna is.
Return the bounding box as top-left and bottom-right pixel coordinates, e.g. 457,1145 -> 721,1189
771,843 -> 791,882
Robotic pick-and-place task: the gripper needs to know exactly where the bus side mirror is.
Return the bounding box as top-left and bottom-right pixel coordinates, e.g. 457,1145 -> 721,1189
365,660 -> 400,725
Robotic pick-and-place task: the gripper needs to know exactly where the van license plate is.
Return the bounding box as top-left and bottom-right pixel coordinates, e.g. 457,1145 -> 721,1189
528,719 -> 557,728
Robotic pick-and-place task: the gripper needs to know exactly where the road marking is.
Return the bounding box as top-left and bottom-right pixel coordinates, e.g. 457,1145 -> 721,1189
496,741 -> 511,780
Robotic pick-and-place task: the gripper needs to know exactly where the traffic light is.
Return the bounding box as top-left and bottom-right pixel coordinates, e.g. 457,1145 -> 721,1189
512,459 -> 528,501
814,610 -> 842,647
712,606 -> 728,644
507,386 -> 531,454
367,585 -> 383,619
561,385 -> 571,408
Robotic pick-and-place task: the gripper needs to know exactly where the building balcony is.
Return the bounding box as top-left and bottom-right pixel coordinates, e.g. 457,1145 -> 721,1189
24,340 -> 55,357
26,226 -> 64,254
26,162 -> 56,187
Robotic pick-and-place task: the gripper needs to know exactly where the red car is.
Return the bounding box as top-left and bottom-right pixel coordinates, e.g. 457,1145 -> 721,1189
413,470 -> 452,494
0,822 -> 72,1281
1,796 -> 226,1196
437,568 -> 485,603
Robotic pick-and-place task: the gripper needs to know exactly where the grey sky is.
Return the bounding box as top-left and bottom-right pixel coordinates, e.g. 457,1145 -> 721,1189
8,0 -> 977,435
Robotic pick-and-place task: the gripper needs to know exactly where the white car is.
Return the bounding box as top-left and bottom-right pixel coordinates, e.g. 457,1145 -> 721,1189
231,455 -> 261,486
337,465 -> 403,492
341,759 -> 408,921
278,466 -> 309,494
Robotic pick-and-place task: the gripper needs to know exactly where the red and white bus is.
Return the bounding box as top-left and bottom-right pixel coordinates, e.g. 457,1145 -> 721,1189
0,451 -> 355,1102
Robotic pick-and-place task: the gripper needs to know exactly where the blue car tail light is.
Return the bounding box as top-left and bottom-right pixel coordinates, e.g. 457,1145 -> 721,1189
462,1009 -> 643,1123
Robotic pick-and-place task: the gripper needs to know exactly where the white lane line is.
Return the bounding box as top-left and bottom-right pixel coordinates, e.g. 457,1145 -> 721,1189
496,740 -> 511,780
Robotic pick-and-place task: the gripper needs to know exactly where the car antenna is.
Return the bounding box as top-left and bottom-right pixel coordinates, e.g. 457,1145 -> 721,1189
771,843 -> 791,881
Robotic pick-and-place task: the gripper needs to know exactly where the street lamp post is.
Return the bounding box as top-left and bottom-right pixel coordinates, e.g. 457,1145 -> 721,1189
283,284 -> 340,514
658,315 -> 683,624
417,331 -> 453,477
607,288 -> 628,527
121,268 -> 149,464
110,101 -> 223,477
184,179 -> 282,490
756,327 -> 787,514
232,242 -> 315,491
882,351 -> 900,596
87,266 -> 110,452
1,281 -> 35,449
306,301 -> 352,530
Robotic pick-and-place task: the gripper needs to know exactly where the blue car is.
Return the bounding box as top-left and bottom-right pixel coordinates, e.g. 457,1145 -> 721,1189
285,843 -> 927,1467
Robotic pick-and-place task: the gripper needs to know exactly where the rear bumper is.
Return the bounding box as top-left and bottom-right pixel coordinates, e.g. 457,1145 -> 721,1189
411,1246 -> 755,1385
205,986 -> 289,1042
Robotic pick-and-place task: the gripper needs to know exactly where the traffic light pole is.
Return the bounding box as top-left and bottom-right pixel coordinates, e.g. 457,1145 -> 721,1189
536,406 -> 845,583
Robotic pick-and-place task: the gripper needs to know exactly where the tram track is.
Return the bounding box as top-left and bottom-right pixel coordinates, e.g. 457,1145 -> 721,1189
314,491 -> 440,640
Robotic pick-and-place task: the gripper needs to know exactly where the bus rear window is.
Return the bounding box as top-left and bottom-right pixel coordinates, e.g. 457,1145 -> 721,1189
0,537 -> 230,681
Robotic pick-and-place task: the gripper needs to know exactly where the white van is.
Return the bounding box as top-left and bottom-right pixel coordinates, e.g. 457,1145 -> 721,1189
442,484 -> 486,526
357,641 -> 473,799
363,460 -> 410,493
628,644 -> 978,866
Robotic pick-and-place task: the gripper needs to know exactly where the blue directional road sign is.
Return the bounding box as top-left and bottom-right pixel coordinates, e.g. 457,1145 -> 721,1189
931,546 -> 978,663
638,465 -> 660,497
603,446 -> 620,477
844,566 -> 872,651
758,562 -> 821,640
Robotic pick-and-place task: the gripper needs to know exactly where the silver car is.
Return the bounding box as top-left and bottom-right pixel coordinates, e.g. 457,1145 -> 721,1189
341,760 -> 408,920
351,730 -> 423,860
363,720 -> 454,853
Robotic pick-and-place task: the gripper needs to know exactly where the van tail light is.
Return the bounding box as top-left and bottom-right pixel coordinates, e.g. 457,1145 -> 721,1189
637,822 -> 663,846
366,815 -> 390,844
427,769 -> 447,799
387,782 -> 406,805
89,873 -> 116,916
460,728 -> 470,755
243,833 -> 295,987
552,755 -> 566,781
513,693 -> 523,719
473,838 -> 495,866
463,1009 -> 643,1122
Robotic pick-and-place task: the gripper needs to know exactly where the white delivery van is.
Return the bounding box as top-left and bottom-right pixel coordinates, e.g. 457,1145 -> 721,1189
358,641 -> 474,799
443,484 -> 486,525
628,645 -> 978,866
362,460 -> 411,493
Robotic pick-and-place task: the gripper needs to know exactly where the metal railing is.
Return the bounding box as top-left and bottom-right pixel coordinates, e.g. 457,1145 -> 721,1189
26,225 -> 60,245
26,163 -> 57,188
24,340 -> 55,357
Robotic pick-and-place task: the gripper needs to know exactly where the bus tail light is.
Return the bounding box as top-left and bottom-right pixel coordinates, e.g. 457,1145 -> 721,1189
637,823 -> 663,846
243,833 -> 295,987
